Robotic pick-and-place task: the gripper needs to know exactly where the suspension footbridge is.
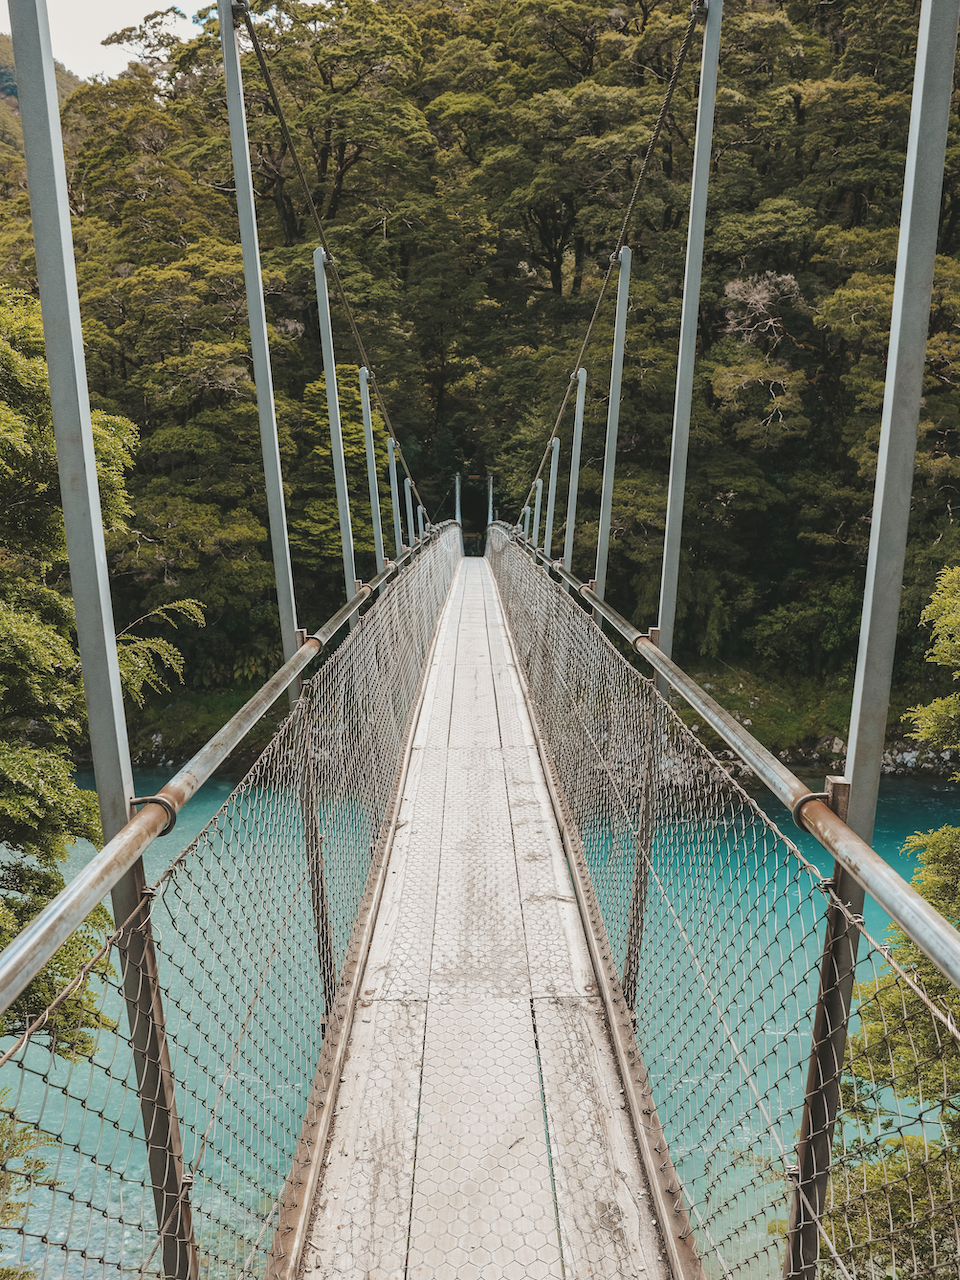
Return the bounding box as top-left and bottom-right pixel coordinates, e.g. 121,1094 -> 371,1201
4,1 -> 960,1279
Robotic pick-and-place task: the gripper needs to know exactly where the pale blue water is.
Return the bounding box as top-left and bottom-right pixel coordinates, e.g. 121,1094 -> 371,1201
3,769 -> 958,1276
62,770 -> 239,885
751,773 -> 960,938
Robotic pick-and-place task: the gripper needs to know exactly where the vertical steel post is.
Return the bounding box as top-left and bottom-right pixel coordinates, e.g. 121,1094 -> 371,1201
657,0 -> 722,663
417,505 -> 426,541
563,369 -> 588,591
785,4 -> 960,1275
358,367 -> 385,577
388,438 -> 404,556
455,471 -> 462,525
543,437 -> 560,559
594,246 -> 632,606
487,474 -> 494,526
532,477 -> 543,554
9,4 -> 198,1276
313,248 -> 358,603
302,729 -> 336,1013
404,477 -> 417,546
218,0 -> 299,668
522,505 -> 531,541
622,696 -> 658,1014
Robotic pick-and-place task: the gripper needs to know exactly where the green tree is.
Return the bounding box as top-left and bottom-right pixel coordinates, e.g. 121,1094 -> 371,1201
0,1088 -> 56,1280
0,289 -> 198,1051
824,573 -> 960,1274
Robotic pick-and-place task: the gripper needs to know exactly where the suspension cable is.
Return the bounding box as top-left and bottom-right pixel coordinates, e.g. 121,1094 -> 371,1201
237,6 -> 433,519
516,4 -> 703,522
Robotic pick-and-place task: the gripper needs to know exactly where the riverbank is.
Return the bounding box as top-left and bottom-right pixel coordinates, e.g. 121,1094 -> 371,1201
84,662 -> 958,785
673,663 -> 959,782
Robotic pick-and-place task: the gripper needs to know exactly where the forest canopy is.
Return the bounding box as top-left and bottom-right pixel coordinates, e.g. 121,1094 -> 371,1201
0,0 -> 957,699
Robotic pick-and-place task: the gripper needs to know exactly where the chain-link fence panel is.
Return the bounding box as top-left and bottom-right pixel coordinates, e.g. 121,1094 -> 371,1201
0,525 -> 461,1280
486,525 -> 960,1280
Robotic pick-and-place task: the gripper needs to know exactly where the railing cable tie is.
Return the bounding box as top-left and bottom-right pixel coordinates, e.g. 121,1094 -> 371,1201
131,796 -> 177,836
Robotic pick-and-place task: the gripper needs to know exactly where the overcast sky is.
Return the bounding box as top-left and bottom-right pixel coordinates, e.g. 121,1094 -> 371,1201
0,2 -> 204,80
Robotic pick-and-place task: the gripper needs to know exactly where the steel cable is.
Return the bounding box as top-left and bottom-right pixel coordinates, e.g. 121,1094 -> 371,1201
237,7 -> 433,521
516,6 -> 703,522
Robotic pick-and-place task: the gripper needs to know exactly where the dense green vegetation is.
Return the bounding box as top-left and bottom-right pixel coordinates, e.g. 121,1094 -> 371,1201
0,290 -> 201,1049
0,0 -> 957,719
825,570 -> 960,1273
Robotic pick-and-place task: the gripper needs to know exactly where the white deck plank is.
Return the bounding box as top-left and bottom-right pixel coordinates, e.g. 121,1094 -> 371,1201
305,557 -> 669,1280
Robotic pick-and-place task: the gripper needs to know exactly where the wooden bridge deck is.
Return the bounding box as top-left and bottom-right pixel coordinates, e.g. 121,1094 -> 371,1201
302,557 -> 668,1280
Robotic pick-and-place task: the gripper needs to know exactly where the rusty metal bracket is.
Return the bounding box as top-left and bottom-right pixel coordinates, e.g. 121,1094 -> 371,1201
791,791 -> 829,832
132,796 -> 177,837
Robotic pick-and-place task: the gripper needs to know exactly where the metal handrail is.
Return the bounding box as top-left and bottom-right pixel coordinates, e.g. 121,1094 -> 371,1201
505,525 -> 960,992
0,529 -> 452,1016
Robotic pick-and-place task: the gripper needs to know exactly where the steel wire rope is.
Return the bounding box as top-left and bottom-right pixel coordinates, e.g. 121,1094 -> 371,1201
516,5 -> 703,523
237,6 -> 433,522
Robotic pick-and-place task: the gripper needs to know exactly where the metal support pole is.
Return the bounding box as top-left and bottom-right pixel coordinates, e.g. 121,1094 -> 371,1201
358,367 -> 385,577
455,471 -> 462,525
786,4 -> 960,1273
404,477 -> 416,546
313,247 -> 358,604
657,0 -> 722,663
417,505 -> 426,541
563,369 -> 587,591
522,505 -> 531,541
543,437 -> 560,559
594,246 -> 632,606
302,729 -> 336,1014
532,477 -> 543,555
622,695 -> 658,1014
9,4 -> 198,1276
785,779 -> 856,1280
219,0 -> 299,670
388,438 -> 404,556
487,474 -> 494,526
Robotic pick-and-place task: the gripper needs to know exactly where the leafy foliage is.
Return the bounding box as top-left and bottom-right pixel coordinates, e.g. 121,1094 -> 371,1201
827,577 -> 960,1273
0,288 -> 199,1053
0,1087 -> 56,1276
0,0 -> 958,695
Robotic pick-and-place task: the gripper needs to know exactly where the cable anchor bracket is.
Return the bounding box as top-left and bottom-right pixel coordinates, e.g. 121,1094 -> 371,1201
132,796 -> 178,837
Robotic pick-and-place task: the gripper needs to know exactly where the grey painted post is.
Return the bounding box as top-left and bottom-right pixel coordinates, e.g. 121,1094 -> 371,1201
522,505 -> 531,542
657,0 -> 723,662
404,477 -> 417,546
594,247 -> 632,606
455,471 -> 462,525
218,0 -> 299,667
417,505 -> 426,541
313,248 -> 358,603
532,477 -> 543,554
562,368 -> 588,591
487,474 -> 494,526
786,4 -> 960,1275
359,368 -> 385,577
388,438 -> 404,556
9,3 -> 198,1275
543,437 -> 560,559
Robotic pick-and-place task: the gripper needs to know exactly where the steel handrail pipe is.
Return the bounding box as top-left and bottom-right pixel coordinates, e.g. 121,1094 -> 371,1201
505,528 -> 960,992
0,559 -> 412,1018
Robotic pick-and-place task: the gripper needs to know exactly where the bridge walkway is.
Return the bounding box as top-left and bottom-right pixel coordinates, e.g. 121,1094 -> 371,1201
302,557 -> 668,1280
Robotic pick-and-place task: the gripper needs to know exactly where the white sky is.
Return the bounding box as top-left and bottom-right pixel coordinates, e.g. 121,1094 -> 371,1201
0,2 -> 204,80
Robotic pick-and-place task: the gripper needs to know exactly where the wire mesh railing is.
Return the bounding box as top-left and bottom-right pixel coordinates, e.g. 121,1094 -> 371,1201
0,524 -> 460,1280
486,523 -> 960,1280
